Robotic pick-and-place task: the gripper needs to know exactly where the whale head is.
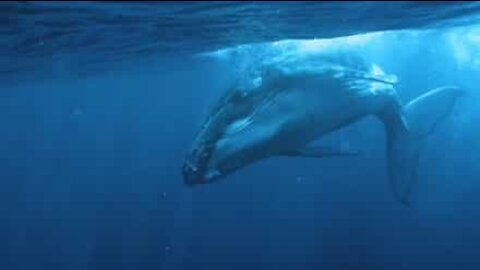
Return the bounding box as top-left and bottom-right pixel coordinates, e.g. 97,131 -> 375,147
182,88 -> 279,186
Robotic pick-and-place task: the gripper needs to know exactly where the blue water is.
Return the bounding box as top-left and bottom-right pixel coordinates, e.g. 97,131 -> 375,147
1,2 -> 480,270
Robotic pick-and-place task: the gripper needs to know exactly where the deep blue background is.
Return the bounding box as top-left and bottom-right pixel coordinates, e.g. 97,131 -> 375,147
1,25 -> 480,270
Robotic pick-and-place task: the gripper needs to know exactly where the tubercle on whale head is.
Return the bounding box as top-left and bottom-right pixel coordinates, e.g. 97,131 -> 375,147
182,152 -> 225,186
182,143 -> 219,186
182,159 -> 203,187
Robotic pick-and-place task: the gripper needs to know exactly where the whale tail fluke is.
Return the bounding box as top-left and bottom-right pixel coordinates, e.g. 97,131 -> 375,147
380,86 -> 465,206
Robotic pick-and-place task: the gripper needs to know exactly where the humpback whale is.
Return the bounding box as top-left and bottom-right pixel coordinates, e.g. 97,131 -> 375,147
182,48 -> 464,205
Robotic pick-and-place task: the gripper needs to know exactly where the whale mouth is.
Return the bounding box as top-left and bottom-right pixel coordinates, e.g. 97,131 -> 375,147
182,158 -> 223,187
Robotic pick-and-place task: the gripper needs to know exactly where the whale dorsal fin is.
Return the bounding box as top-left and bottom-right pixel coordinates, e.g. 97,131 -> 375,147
281,145 -> 361,158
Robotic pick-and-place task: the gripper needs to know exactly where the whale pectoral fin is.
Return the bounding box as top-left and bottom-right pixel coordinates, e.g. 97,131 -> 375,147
281,145 -> 361,158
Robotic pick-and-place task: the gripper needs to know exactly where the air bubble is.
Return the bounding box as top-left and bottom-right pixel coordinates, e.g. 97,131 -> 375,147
72,108 -> 83,117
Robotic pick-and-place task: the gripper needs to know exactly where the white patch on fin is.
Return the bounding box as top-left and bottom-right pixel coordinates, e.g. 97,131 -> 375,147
224,117 -> 253,135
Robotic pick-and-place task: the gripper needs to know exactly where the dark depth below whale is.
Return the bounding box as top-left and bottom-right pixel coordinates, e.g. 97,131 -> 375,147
182,47 -> 464,205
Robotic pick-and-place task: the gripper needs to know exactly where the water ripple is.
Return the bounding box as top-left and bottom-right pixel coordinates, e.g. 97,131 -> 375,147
2,1 -> 480,80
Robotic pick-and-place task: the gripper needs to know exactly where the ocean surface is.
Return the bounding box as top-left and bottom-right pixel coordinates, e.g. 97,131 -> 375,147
1,1 -> 480,270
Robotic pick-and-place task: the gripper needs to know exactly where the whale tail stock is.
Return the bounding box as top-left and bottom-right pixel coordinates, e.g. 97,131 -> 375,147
378,86 -> 465,206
